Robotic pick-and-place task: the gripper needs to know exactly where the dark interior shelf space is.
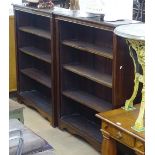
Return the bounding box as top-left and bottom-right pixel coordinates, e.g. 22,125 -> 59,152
63,64 -> 112,88
19,26 -> 51,39
62,40 -> 113,59
62,90 -> 112,112
20,90 -> 52,116
20,47 -> 51,63
60,114 -> 102,144
21,68 -> 51,88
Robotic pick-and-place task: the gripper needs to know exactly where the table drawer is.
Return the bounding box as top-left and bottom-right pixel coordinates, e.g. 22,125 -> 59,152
135,140 -> 145,153
102,123 -> 135,148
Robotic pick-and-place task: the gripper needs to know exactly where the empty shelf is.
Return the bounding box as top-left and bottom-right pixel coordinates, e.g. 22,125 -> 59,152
61,114 -> 102,144
21,68 -> 51,88
63,64 -> 112,88
19,26 -> 51,39
62,40 -> 113,59
63,90 -> 112,112
20,46 -> 51,63
20,90 -> 52,116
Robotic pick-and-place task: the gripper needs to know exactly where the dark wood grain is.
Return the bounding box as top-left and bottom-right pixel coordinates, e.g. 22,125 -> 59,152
21,68 -> 51,88
20,46 -> 51,63
62,90 -> 113,112
112,35 -> 136,108
62,40 -> 113,59
60,114 -> 102,150
14,4 -> 137,151
56,15 -> 132,152
19,90 -> 52,121
20,90 -> 52,114
19,26 -> 51,39
63,64 -> 112,88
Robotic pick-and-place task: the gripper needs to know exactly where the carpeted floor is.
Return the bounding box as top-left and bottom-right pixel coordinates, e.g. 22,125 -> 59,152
10,99 -> 100,155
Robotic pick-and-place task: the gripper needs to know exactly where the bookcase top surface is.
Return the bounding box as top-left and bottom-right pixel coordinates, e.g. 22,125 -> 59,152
13,3 -> 54,17
53,9 -> 139,30
13,4 -> 139,29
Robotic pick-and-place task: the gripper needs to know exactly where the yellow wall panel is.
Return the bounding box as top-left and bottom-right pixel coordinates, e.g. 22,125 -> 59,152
9,16 -> 17,92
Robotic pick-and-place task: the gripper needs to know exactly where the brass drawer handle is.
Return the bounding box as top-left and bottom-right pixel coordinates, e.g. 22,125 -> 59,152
116,131 -> 123,139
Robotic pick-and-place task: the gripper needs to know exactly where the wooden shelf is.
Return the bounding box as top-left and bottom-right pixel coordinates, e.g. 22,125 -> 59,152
63,64 -> 112,88
63,90 -> 112,112
19,26 -> 51,39
20,90 -> 52,118
21,68 -> 51,88
62,40 -> 113,59
14,6 -> 56,126
60,114 -> 102,145
20,46 -> 51,63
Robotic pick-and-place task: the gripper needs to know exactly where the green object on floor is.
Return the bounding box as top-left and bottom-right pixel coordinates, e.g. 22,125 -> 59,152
9,99 -> 25,123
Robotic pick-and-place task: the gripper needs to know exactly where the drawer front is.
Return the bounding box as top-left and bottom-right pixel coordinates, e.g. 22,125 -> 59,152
135,140 -> 145,153
102,122 -> 135,148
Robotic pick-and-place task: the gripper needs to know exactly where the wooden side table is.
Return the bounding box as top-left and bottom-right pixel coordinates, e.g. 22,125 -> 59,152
96,104 -> 145,155
9,99 -> 25,123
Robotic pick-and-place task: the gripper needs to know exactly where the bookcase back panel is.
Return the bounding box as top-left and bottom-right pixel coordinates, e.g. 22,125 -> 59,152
18,32 -> 51,53
60,46 -> 112,75
61,96 -> 101,125
19,74 -> 37,91
59,21 -> 113,49
62,71 -> 112,102
19,74 -> 51,96
16,10 -> 50,31
60,97 -> 79,116
19,53 -> 51,76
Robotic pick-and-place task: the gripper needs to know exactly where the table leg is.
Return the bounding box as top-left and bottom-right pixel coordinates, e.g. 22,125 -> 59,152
129,40 -> 145,132
122,39 -> 145,131
101,130 -> 117,155
124,41 -> 140,111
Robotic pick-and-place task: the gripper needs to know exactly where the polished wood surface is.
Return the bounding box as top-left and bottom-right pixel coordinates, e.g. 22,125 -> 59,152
96,104 -> 145,155
9,16 -> 17,92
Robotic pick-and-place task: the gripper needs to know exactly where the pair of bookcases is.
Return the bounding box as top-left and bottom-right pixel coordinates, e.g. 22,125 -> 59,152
14,4 -> 135,151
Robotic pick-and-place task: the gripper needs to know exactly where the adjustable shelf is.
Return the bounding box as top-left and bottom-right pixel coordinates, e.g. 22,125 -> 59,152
56,14 -> 134,151
19,26 -> 51,39
63,64 -> 112,88
55,16 -> 118,151
60,114 -> 102,151
62,40 -> 113,59
62,90 -> 112,112
14,5 -> 57,126
56,18 -> 115,151
20,47 -> 51,63
21,68 -> 51,88
20,90 -> 52,121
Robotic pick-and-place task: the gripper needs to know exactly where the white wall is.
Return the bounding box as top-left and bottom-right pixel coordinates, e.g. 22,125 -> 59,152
9,0 -> 22,15
79,0 -> 133,21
